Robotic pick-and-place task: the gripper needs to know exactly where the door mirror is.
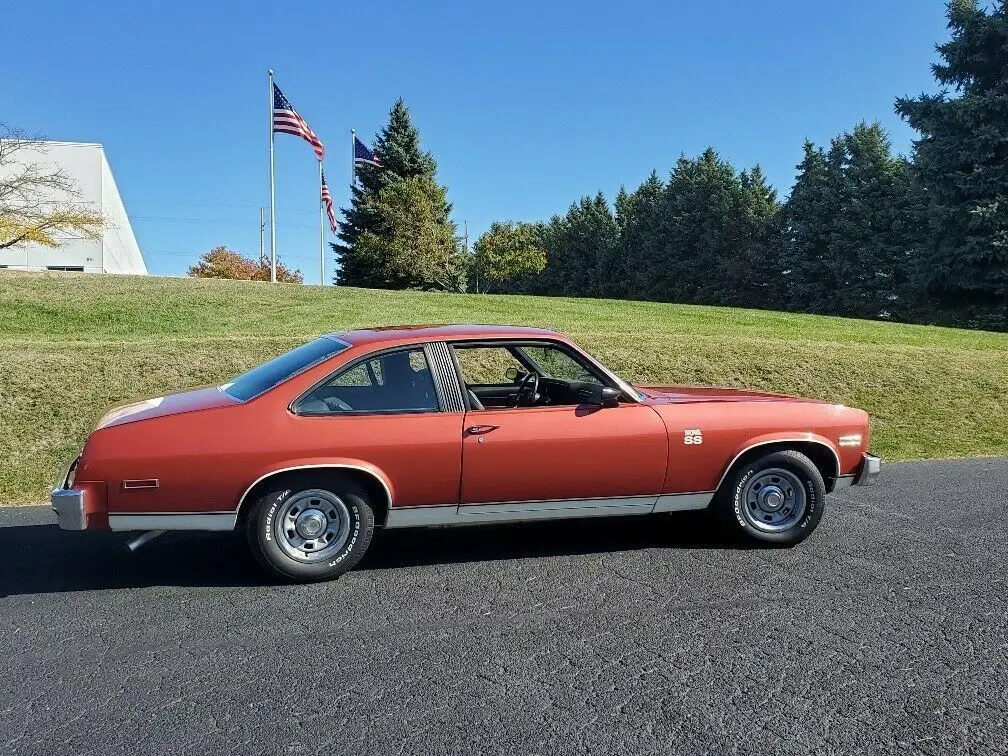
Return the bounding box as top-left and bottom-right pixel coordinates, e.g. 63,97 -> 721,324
600,386 -> 621,407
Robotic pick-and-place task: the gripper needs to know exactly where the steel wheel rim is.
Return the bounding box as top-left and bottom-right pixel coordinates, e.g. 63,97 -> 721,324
741,467 -> 807,533
274,489 -> 352,563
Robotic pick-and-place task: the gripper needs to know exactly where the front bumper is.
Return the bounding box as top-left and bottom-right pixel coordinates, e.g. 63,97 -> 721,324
855,453 -> 882,485
52,488 -> 86,530
832,452 -> 882,491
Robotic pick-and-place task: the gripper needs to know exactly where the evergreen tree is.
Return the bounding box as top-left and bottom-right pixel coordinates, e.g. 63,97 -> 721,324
827,124 -> 921,320
720,164 -> 785,309
785,125 -> 922,320
896,0 -> 1008,328
536,193 -> 618,297
783,142 -> 834,311
647,148 -> 780,307
333,99 -> 454,287
620,172 -> 665,301
354,175 -> 465,291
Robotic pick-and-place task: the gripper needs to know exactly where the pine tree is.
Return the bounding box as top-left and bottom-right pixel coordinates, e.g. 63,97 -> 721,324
333,99 -> 455,287
536,193 -> 618,297
826,124 -> 921,320
354,176 -> 466,291
896,0 -> 1008,328
783,142 -> 834,312
730,165 -> 784,309
649,148 -> 766,306
620,172 -> 665,300
784,126 -> 922,320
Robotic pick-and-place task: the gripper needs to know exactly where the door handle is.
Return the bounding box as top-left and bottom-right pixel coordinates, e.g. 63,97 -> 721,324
465,425 -> 499,436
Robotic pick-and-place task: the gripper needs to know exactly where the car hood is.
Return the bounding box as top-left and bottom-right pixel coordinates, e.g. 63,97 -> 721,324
95,387 -> 241,429
635,385 -> 826,405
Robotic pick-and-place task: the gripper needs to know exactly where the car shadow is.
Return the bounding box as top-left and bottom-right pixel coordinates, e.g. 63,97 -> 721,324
0,512 -> 741,596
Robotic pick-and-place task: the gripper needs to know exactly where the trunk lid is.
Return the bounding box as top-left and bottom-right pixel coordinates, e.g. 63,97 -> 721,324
95,387 -> 240,429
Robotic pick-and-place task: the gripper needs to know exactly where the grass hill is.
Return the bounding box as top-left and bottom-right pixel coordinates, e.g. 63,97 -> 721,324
2,270 -> 1006,506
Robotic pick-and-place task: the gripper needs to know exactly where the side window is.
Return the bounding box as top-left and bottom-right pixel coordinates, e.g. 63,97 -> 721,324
454,347 -> 526,386
521,345 -> 601,384
297,348 -> 439,414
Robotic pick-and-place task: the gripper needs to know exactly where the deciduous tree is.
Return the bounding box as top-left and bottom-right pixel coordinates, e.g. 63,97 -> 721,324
0,128 -> 104,251
471,221 -> 546,292
188,245 -> 303,283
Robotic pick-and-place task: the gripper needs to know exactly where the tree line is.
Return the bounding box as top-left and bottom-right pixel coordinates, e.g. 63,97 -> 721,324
334,1 -> 1006,331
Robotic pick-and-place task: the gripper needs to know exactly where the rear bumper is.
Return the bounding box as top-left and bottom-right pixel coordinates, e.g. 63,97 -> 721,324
832,453 -> 882,491
51,488 -> 86,530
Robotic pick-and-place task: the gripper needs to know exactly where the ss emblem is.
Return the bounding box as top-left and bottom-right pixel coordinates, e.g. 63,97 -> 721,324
684,428 -> 703,445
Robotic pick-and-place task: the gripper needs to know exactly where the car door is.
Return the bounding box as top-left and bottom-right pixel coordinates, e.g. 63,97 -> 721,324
290,344 -> 464,508
451,341 -> 668,513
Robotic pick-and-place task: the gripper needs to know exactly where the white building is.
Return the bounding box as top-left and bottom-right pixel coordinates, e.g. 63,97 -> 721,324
0,141 -> 147,274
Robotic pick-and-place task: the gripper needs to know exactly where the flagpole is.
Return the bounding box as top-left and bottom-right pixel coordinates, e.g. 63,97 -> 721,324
350,128 -> 356,190
319,160 -> 325,287
268,68 -> 277,283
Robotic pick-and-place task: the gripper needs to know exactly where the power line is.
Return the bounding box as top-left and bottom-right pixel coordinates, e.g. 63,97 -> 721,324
131,214 -> 315,230
125,198 -> 317,215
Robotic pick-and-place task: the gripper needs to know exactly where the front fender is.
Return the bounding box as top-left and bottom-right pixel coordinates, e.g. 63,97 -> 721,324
715,432 -> 841,491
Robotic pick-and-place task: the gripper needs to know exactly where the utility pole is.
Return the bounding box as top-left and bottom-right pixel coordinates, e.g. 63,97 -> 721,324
258,207 -> 265,265
466,220 -> 478,294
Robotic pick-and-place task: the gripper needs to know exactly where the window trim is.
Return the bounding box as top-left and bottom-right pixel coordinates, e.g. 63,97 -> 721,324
289,343 -> 446,417
447,338 -> 641,405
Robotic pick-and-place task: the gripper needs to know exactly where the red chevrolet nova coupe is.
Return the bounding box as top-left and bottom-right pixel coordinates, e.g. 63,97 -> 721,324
52,325 -> 880,581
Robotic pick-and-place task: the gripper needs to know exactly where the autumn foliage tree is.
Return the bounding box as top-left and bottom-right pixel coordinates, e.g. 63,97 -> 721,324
188,246 -> 303,283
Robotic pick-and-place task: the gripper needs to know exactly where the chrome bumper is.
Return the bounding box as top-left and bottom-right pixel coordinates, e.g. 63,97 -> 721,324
854,453 -> 882,486
832,453 -> 882,491
51,488 -> 86,530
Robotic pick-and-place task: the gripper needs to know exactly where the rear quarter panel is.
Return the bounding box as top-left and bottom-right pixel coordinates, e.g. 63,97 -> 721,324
79,342 -> 465,515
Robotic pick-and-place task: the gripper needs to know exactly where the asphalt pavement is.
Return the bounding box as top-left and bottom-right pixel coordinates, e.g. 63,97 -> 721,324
2,458 -> 1007,756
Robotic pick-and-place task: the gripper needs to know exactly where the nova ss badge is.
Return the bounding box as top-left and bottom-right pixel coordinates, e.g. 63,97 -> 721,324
684,428 -> 703,445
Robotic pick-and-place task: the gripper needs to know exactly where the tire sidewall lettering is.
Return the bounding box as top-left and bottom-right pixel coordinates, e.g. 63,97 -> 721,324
732,461 -> 819,536
262,489 -> 291,543
799,478 -> 818,530
329,503 -> 361,567
733,468 -> 756,529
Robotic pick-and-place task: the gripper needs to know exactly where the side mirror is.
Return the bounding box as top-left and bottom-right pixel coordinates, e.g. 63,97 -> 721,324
600,387 -> 621,407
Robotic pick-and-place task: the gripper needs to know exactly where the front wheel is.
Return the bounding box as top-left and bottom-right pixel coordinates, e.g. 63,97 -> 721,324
715,449 -> 825,546
247,474 -> 375,582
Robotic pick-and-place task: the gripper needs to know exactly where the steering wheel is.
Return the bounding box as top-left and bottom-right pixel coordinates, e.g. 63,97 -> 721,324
513,371 -> 540,407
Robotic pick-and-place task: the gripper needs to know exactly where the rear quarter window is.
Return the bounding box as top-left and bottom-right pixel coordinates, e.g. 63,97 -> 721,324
222,337 -> 349,401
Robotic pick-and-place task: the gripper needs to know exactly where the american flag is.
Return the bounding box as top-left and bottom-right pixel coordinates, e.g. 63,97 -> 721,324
320,170 -> 337,234
354,135 -> 381,168
272,83 -> 325,161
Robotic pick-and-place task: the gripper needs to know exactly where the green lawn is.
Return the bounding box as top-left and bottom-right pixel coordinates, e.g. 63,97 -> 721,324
2,270 -> 1006,506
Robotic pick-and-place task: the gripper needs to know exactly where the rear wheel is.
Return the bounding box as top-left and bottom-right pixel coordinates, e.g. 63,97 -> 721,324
247,474 -> 375,582
715,449 -> 825,546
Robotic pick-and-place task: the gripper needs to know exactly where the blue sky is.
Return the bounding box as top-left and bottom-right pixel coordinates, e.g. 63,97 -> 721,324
9,1 -> 949,283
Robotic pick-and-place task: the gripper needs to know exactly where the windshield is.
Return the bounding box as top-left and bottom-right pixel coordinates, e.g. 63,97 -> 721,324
222,336 -> 349,402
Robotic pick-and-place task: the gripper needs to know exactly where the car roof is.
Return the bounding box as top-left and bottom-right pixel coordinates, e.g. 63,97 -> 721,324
332,324 -> 564,347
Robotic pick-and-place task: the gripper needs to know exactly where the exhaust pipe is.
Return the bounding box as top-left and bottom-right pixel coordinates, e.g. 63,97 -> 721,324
126,529 -> 165,552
